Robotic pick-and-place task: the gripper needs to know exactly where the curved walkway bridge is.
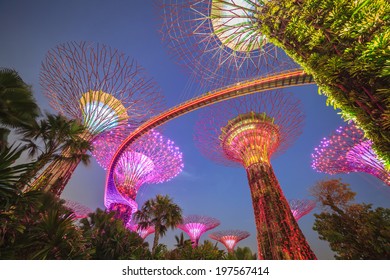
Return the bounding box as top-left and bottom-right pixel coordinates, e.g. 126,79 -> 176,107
105,69 -> 315,199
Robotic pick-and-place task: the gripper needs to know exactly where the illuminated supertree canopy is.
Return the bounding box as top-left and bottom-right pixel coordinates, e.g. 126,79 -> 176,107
177,215 -> 220,247
64,200 -> 92,219
127,222 -> 156,240
209,230 -> 250,253
34,41 -> 164,195
161,0 -> 297,90
289,199 -> 316,221
312,123 -> 390,186
98,129 -> 184,227
194,90 -> 316,259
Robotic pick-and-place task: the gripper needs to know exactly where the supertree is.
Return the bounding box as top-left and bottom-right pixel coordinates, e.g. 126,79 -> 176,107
288,199 -> 316,221
161,0 -> 297,91
312,123 -> 390,186
177,215 -> 220,247
209,230 -> 250,253
33,41 -> 164,195
64,200 -> 92,219
194,90 -> 316,259
93,129 -> 184,227
128,222 -> 156,240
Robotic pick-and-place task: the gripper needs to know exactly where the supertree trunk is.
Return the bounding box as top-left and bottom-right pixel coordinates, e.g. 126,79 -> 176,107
32,148 -> 86,196
247,162 -> 316,260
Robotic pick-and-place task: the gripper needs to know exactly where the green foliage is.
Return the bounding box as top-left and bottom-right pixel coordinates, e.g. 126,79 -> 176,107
0,145 -> 32,209
311,179 -> 390,259
166,239 -> 225,260
0,68 -> 40,149
134,194 -> 183,255
258,0 -> 390,168
17,113 -> 93,192
1,191 -> 90,259
80,209 -> 151,260
224,246 -> 257,260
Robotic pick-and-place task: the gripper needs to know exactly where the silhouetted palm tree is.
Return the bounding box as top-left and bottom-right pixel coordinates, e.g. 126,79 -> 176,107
0,68 -> 40,149
17,114 -> 92,193
134,194 -> 183,255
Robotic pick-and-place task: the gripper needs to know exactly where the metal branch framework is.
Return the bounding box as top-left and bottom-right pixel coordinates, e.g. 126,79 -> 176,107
312,123 -> 390,186
101,130 -> 184,227
64,200 -> 92,219
194,90 -> 304,165
288,199 -> 316,221
194,90 -> 316,259
178,215 -> 220,247
161,0 -> 297,90
35,41 -> 164,195
209,230 -> 250,253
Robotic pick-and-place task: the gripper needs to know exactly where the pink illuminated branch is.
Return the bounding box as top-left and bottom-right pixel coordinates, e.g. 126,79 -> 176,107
288,199 -> 316,221
64,200 -> 92,219
209,230 -> 250,253
128,223 -> 156,239
312,123 -> 390,186
178,215 -> 220,247
95,129 -> 183,203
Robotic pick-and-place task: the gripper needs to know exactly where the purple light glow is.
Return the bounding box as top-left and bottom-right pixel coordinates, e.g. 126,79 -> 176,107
64,200 -> 92,219
312,123 -> 389,185
288,199 -> 316,221
102,129 -> 183,226
95,128 -> 184,201
209,230 -> 250,253
128,223 -> 156,239
178,215 -> 220,247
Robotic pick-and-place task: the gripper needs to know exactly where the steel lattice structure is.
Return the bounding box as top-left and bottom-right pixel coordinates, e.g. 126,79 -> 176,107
312,123 -> 390,186
64,200 -> 92,219
33,41 -> 164,196
161,0 -> 297,91
209,230 -> 250,253
177,215 -> 220,247
100,130 -> 183,227
288,199 -> 316,221
194,90 -> 316,259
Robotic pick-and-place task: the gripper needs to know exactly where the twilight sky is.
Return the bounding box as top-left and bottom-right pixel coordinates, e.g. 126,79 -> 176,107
1,0 -> 389,259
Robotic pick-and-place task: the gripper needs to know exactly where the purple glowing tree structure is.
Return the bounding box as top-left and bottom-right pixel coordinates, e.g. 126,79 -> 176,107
288,199 -> 316,221
33,41 -> 164,195
128,222 -> 156,240
209,230 -> 250,253
312,123 -> 390,186
195,90 -> 316,259
161,0 -> 296,90
93,129 -> 183,227
177,215 -> 220,247
64,200 -> 92,219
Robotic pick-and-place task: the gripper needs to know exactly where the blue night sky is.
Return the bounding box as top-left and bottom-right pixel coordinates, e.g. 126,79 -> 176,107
1,0 -> 389,259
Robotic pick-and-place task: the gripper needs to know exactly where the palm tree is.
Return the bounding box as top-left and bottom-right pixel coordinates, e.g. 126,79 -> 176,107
0,145 -> 32,209
134,194 -> 183,255
0,68 -> 40,149
17,113 -> 92,193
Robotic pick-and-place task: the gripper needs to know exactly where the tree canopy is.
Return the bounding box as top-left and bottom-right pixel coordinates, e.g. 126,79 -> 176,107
258,0 -> 390,168
311,179 -> 390,259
